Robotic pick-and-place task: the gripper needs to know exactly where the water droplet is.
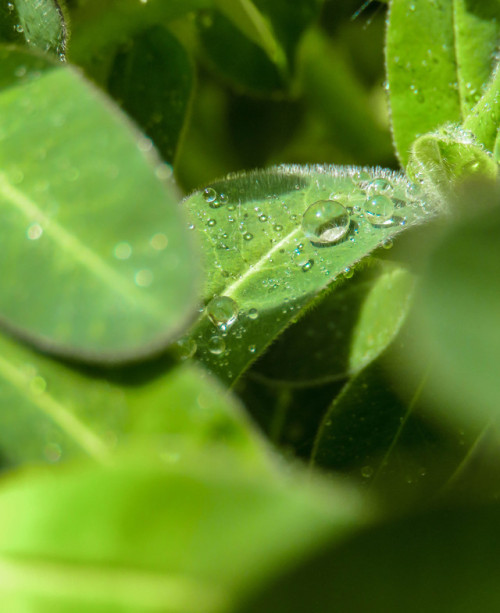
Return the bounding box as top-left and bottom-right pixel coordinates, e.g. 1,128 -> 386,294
26,223 -> 43,241
248,308 -> 259,320
150,233 -> 168,251
302,259 -> 314,272
135,269 -> 153,287
302,200 -> 350,244
274,224 -> 283,232
15,24 -> 24,33
363,195 -> 395,225
203,187 -> 219,206
243,232 -> 253,241
207,218 -> 217,227
368,178 -> 392,194
361,465 -> 373,478
382,238 -> 393,250
175,338 -> 197,360
344,267 -> 354,278
248,344 -> 256,353
114,242 -> 132,260
258,214 -> 268,222
207,296 -> 238,330
207,335 -> 225,355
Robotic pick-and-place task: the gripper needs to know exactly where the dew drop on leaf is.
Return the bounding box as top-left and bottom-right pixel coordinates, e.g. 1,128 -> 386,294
368,178 -> 392,194
207,335 -> 226,355
243,232 -> 254,241
302,200 -> 350,245
363,195 -> 395,225
207,296 -> 238,330
175,338 -> 197,360
248,308 -> 259,320
302,259 -> 314,272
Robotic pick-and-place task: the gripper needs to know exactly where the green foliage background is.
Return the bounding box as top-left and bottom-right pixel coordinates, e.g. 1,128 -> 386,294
0,0 -> 499,611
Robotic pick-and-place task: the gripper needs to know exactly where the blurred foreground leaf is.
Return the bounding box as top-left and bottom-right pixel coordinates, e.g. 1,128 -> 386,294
0,47 -> 199,362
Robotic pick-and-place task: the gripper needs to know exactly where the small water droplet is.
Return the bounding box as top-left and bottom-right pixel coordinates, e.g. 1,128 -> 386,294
114,242 -> 132,260
207,335 -> 225,355
361,466 -> 373,478
274,224 -> 283,232
175,338 -> 197,360
368,178 -> 392,194
150,233 -> 168,251
203,187 -> 219,207
363,195 -> 395,225
302,259 -> 314,272
15,24 -> 24,33
207,218 -> 217,227
243,232 -> 253,241
207,296 -> 238,330
344,267 -> 354,278
248,344 -> 256,353
259,214 -> 268,222
135,269 -> 154,287
248,308 -> 259,320
26,223 -> 43,241
302,200 -> 350,244
382,238 -> 393,250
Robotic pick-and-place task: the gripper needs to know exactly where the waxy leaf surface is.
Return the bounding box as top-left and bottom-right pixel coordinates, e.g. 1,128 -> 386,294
0,47 -> 199,362
182,165 -> 437,383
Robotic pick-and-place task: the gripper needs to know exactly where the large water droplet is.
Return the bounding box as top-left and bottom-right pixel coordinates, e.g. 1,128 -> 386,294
207,296 -> 238,331
363,195 -> 395,225
207,335 -> 225,355
302,200 -> 350,245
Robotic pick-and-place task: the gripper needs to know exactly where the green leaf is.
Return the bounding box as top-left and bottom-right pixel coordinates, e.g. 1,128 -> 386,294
198,0 -> 323,94
108,26 -> 194,166
0,47 -> 199,362
0,456 -> 365,611
237,501 -> 500,613
67,0 -> 210,81
182,165 -> 438,384
0,324 -> 270,470
251,262 -> 415,386
385,0 -> 499,166
0,0 -> 67,58
407,125 -> 499,204
405,182 -> 500,429
213,0 -> 287,71
463,61 -> 500,154
310,341 -> 480,506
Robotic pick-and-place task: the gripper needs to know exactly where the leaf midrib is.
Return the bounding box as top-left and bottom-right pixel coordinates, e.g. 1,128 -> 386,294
0,174 -> 165,321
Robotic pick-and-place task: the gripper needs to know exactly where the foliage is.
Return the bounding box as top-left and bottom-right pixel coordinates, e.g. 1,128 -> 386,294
0,0 -> 499,610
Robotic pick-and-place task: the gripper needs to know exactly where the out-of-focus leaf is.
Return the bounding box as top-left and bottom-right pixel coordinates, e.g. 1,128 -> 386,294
252,262 -> 415,385
108,26 -> 194,166
0,47 -> 199,362
406,183 -> 500,429
0,325 -> 271,470
67,0 -> 209,81
237,501 -> 500,613
385,0 -> 499,166
181,165 -> 438,384
0,455 -> 366,611
310,341 -> 479,507
198,0 -> 323,94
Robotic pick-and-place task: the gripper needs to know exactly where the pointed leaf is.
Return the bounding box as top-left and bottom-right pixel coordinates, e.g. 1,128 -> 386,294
252,262 -> 415,385
0,47 -> 199,362
182,165 -> 438,384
